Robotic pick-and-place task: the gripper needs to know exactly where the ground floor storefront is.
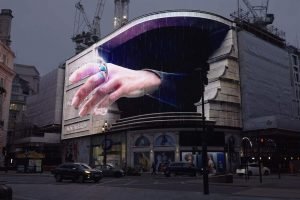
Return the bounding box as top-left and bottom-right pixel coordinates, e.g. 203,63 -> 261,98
240,129 -> 300,173
61,113 -> 242,174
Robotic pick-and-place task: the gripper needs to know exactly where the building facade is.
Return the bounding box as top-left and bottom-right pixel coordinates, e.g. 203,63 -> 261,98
9,66 -> 64,172
6,64 -> 40,169
0,9 -> 15,168
0,41 -> 15,167
62,10 -> 300,173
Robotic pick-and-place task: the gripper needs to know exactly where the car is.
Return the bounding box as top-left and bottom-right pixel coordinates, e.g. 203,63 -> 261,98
164,162 -> 200,177
94,164 -> 125,178
51,162 -> 103,183
236,163 -> 271,176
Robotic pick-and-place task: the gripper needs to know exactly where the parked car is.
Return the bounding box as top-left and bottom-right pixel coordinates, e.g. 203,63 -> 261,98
95,164 -> 125,178
164,162 -> 200,177
236,163 -> 270,176
51,163 -> 103,183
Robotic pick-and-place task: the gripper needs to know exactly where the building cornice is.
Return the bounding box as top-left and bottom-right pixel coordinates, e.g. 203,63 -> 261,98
0,63 -> 15,77
0,40 -> 15,57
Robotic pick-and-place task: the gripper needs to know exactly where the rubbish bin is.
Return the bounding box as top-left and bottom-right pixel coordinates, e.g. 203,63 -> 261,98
0,184 -> 12,200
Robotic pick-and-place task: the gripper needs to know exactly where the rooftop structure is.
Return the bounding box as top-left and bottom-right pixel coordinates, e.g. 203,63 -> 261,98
0,9 -> 13,47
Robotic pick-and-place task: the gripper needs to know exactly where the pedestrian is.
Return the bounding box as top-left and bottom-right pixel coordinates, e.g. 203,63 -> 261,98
151,162 -> 156,175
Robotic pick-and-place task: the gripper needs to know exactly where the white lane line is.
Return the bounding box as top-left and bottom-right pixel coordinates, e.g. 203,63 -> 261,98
97,178 -> 132,185
13,195 -> 40,200
97,179 -> 120,184
120,180 -> 137,185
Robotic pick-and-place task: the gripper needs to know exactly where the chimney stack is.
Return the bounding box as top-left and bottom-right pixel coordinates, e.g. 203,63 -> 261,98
0,9 -> 13,46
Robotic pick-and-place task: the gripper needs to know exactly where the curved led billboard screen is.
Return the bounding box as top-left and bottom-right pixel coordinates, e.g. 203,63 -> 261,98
94,11 -> 232,117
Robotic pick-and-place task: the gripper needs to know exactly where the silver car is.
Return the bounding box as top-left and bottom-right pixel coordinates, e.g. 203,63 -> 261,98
236,163 -> 270,176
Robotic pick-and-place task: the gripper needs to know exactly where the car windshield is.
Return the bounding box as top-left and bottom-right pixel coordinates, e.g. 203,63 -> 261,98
79,163 -> 92,169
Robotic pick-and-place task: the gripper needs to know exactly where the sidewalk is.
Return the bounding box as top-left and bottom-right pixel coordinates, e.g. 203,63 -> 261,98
1,170 -> 52,177
186,174 -> 300,199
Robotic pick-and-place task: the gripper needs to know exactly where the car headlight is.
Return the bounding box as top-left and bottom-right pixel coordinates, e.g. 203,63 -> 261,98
84,170 -> 91,174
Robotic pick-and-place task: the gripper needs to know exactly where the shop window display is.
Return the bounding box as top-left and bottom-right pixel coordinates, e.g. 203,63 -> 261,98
181,152 -> 226,174
133,152 -> 150,172
154,151 -> 175,172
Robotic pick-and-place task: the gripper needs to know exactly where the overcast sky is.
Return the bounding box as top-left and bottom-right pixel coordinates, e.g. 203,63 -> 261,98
1,0 -> 299,76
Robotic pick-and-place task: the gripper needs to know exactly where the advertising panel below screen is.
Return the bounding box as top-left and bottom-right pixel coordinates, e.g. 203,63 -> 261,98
181,152 -> 226,174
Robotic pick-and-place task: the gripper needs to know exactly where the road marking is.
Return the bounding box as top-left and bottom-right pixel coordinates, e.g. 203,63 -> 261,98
14,195 -> 40,200
97,179 -> 120,184
120,180 -> 137,185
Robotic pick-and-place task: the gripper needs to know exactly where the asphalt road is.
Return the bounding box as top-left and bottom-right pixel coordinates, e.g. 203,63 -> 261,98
1,172 -> 300,200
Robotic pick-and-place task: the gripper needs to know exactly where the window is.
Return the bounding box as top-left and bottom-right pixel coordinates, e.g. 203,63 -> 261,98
154,134 -> 175,147
135,136 -> 150,147
12,86 -> 19,93
294,72 -> 299,83
3,54 -> 7,64
0,94 -> 3,120
0,78 -> 4,87
292,54 -> 299,66
9,112 -> 17,120
10,103 -> 19,111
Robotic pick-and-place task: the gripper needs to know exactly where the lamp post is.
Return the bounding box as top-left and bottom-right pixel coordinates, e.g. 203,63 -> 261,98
102,120 -> 109,166
199,63 -> 209,195
201,92 -> 209,195
257,134 -> 263,183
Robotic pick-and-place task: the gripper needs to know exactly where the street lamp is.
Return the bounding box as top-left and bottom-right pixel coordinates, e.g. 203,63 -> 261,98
199,63 -> 209,195
102,120 -> 109,166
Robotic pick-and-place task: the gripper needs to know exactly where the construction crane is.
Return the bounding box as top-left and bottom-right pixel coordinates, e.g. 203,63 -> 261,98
113,0 -> 130,29
241,0 -> 274,27
72,0 -> 106,54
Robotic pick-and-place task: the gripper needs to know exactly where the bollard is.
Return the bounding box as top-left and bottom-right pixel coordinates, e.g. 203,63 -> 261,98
0,184 -> 12,200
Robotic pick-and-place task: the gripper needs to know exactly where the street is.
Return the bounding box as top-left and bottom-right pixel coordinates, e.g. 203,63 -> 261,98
1,172 -> 300,200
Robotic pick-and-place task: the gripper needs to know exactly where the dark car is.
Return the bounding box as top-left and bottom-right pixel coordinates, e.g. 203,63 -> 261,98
95,164 -> 125,177
51,163 -> 103,183
164,162 -> 199,177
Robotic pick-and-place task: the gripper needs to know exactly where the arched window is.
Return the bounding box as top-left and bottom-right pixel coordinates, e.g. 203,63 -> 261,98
135,136 -> 150,147
154,134 -> 175,147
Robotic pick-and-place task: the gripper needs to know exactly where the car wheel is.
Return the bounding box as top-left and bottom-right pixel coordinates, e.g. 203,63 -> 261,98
114,172 -> 122,178
264,171 -> 270,176
164,171 -> 170,177
55,174 -> 62,182
190,172 -> 196,177
248,171 -> 252,176
170,172 -> 176,177
94,178 -> 100,183
77,175 -> 84,183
